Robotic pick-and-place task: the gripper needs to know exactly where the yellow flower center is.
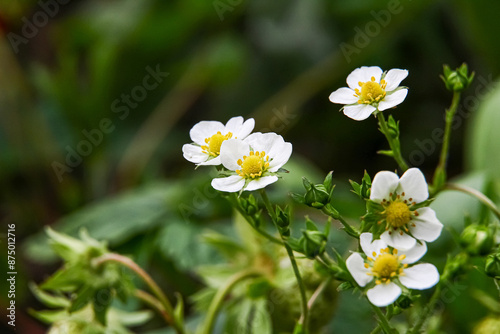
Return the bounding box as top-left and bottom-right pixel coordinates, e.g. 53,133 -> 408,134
366,248 -> 407,285
236,151 -> 270,179
385,201 -> 411,228
372,253 -> 399,279
355,76 -> 387,104
201,131 -> 233,157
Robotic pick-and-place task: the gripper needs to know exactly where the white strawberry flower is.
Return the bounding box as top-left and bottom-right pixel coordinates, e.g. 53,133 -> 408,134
370,168 -> 443,250
211,132 -> 292,192
346,233 -> 439,307
329,66 -> 408,121
182,116 -> 255,166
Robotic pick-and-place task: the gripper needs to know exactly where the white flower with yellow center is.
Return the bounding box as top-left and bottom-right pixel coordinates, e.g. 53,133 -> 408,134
370,168 -> 443,250
329,66 -> 408,121
211,133 -> 292,192
182,116 -> 255,166
347,233 -> 439,307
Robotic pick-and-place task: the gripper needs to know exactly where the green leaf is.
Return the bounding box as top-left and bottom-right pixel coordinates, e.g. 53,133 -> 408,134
92,287 -> 113,325
202,231 -> 246,260
468,82 -> 500,181
29,282 -> 71,308
69,285 -> 95,313
24,182 -> 184,264
251,299 -> 272,334
173,293 -> 184,326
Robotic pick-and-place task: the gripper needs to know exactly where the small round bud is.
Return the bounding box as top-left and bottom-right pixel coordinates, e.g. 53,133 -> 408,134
460,224 -> 494,256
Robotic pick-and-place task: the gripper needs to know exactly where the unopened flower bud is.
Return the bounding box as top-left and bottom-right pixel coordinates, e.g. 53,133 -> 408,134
441,63 -> 474,92
485,253 -> 500,278
460,224 -> 494,256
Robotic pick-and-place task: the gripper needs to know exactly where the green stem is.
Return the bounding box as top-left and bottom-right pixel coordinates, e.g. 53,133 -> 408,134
135,290 -> 172,325
370,302 -> 396,334
407,284 -> 442,334
259,189 -> 309,331
433,91 -> 461,191
93,253 -> 184,334
444,183 -> 500,221
228,194 -> 283,245
322,206 -> 359,238
201,269 -> 261,334
377,111 -> 409,171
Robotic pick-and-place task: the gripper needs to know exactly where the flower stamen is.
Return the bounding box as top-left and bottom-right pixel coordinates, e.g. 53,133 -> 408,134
201,131 -> 233,157
236,151 -> 270,179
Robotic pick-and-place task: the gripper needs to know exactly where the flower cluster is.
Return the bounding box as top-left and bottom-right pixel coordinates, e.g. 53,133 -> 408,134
328,67 -> 444,307
183,116 -> 292,193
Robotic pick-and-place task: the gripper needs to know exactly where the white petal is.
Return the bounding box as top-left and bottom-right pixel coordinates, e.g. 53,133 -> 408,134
359,233 -> 374,256
409,207 -> 443,242
360,233 -> 387,258
245,132 -> 281,153
211,175 -> 245,192
380,230 -> 416,251
346,253 -> 372,287
399,263 -> 439,290
198,156 -> 221,166
329,87 -> 358,104
378,89 -> 408,111
370,171 -> 400,203
399,241 -> 427,264
268,142 -> 292,172
343,104 -> 376,121
224,116 -> 243,132
219,139 -> 250,171
190,121 -> 224,145
367,283 -> 401,307
228,117 -> 255,140
182,144 -> 207,164
245,176 -> 279,191
346,66 -> 383,90
397,168 -> 429,203
383,69 -> 408,91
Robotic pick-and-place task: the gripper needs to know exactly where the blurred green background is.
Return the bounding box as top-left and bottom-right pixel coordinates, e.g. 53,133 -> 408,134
2,0 -> 500,333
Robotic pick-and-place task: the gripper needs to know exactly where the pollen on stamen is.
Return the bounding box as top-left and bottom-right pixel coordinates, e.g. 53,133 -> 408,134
375,280 -> 382,285
367,257 -> 374,262
399,231 -> 404,235
402,192 -> 405,197
393,249 -> 398,255
415,211 -> 420,216
399,254 -> 406,260
237,159 -> 242,165
371,76 -> 376,82
372,251 -> 377,257
364,263 -> 369,269
409,198 -> 413,201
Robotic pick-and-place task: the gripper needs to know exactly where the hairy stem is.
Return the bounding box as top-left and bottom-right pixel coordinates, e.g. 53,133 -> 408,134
93,253 -> 184,334
433,91 -> 461,191
444,183 -> 500,221
370,302 -> 397,334
377,111 -> 409,171
259,189 -> 309,331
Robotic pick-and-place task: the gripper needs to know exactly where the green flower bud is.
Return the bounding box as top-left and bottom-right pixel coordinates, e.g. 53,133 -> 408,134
441,63 -> 475,92
276,206 -> 291,237
485,253 -> 500,278
304,183 -> 330,208
460,224 -> 494,256
301,230 -> 327,259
